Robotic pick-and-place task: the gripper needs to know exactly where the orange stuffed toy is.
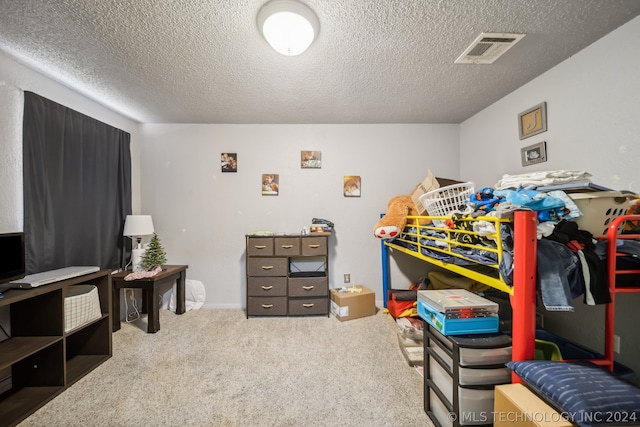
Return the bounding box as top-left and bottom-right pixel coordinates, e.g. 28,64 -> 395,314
373,195 -> 422,240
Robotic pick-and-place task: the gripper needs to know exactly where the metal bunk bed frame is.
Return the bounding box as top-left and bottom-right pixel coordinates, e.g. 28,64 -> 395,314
381,210 -> 640,382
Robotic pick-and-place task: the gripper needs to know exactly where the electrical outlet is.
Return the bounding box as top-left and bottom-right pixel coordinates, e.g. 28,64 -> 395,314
344,274 -> 350,283
614,335 -> 621,354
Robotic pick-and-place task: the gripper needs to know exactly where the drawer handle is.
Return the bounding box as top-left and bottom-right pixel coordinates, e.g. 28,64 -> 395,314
261,304 -> 274,309
302,285 -> 315,291
281,245 -> 293,249
261,266 -> 274,270
302,303 -> 315,308
308,244 -> 320,248
261,285 -> 273,290
254,245 -> 267,249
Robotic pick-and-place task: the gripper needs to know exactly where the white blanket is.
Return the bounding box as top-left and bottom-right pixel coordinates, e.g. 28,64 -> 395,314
495,170 -> 592,190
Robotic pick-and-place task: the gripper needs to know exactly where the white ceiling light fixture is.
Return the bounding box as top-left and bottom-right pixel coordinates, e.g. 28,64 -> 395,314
257,0 -> 320,56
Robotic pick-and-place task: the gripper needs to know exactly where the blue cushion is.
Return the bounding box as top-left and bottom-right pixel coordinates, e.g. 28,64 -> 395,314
507,361 -> 640,427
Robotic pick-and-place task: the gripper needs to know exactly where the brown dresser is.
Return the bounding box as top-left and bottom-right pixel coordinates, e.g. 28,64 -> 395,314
245,234 -> 329,318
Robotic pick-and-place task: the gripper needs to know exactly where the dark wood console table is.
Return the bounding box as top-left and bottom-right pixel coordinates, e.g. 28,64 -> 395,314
111,264 -> 188,333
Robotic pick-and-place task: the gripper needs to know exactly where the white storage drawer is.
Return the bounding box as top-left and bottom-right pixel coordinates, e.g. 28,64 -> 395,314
429,355 -> 453,404
429,344 -> 453,370
428,367 -> 494,426
429,336 -> 512,371
429,389 -> 453,427
458,365 -> 511,386
458,345 -> 512,366
457,386 -> 495,425
429,325 -> 512,367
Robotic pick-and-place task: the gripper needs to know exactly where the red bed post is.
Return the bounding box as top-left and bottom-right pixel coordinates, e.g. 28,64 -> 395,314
510,210 -> 537,382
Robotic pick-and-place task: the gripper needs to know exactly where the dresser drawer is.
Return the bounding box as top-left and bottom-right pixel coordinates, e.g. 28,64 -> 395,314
247,237 -> 274,256
288,297 -> 328,316
274,237 -> 300,256
288,275 -> 328,297
301,236 -> 327,256
247,277 -> 287,296
247,257 -> 287,276
247,297 -> 287,316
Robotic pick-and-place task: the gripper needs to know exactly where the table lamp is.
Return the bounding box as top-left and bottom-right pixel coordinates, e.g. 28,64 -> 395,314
123,215 -> 155,271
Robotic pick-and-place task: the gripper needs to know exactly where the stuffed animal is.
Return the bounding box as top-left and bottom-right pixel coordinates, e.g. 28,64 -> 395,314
373,195 -> 421,240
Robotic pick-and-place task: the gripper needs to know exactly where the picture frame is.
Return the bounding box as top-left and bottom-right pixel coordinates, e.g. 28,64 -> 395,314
518,102 -> 547,140
343,176 -> 361,197
261,174 -> 279,195
301,151 -> 322,168
521,141 -> 547,166
221,153 -> 237,172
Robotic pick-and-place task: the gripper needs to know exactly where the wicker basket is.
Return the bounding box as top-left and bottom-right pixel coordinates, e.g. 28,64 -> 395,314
419,182 -> 475,225
568,191 -> 632,237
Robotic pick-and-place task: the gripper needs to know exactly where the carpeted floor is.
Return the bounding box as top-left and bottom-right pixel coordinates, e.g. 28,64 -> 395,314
18,308 -> 434,427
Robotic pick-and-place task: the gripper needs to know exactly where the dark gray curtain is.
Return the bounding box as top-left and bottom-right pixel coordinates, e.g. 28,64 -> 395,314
23,91 -> 132,273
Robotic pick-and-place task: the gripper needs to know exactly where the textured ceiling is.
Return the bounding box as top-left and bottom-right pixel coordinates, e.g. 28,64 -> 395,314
1,0 -> 640,124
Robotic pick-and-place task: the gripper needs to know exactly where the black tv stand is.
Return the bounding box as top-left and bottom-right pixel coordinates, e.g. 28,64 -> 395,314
0,269 -> 112,426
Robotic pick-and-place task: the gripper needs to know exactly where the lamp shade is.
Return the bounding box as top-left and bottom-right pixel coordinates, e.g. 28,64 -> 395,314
123,215 -> 155,237
257,0 -> 319,56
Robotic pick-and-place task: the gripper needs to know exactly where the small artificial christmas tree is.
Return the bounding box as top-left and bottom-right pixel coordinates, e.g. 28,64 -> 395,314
140,233 -> 167,270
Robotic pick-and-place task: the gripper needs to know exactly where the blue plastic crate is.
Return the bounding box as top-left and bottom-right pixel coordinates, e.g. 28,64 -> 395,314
418,300 -> 499,336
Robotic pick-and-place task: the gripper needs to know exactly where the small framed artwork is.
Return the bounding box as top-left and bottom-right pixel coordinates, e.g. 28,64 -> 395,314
343,176 -> 361,197
262,174 -> 279,195
221,153 -> 237,172
521,141 -> 547,166
301,151 -> 322,168
518,102 -> 547,140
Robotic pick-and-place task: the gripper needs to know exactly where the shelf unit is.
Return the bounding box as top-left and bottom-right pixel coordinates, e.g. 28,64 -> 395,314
0,269 -> 112,426
245,234 -> 329,317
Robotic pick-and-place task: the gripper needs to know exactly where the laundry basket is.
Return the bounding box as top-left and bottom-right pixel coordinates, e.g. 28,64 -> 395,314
419,182 -> 475,226
568,191 -> 632,237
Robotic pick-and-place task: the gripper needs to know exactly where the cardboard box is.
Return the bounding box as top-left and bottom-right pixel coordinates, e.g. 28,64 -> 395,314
410,169 -> 464,215
330,285 -> 376,321
494,383 -> 575,427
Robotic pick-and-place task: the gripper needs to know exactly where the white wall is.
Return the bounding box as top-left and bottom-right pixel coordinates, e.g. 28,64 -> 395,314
0,50 -> 143,236
460,17 -> 640,191
139,124 -> 460,308
459,16 -> 640,376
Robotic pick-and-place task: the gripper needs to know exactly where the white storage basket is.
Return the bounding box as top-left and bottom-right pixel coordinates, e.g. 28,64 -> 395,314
419,182 -> 474,225
64,284 -> 101,332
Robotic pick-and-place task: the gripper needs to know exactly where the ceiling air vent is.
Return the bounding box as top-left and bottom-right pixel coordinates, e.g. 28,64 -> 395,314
455,32 -> 525,64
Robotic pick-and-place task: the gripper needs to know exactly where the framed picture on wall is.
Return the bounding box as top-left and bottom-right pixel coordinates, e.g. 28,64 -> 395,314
262,174 -> 279,195
521,141 -> 547,166
343,176 -> 361,197
301,151 -> 322,168
518,102 -> 547,140
221,153 -> 237,172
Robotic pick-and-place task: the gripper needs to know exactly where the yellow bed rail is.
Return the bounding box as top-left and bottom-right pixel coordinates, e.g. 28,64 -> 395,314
384,214 -> 515,294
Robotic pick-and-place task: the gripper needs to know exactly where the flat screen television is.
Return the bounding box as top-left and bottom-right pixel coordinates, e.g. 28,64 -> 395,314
0,232 -> 26,283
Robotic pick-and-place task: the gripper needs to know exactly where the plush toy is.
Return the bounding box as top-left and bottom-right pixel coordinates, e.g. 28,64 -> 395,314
373,195 -> 421,240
